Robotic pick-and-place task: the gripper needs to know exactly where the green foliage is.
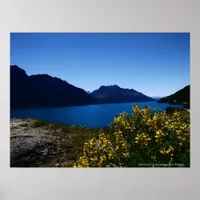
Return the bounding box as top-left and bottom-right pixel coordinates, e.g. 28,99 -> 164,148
74,104 -> 190,167
183,103 -> 190,109
32,120 -> 49,128
165,106 -> 181,115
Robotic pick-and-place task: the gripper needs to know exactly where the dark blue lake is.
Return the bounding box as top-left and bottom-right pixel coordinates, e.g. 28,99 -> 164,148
11,102 -> 183,128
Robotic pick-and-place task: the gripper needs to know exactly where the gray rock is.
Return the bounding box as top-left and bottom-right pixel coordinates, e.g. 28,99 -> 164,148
10,119 -> 53,167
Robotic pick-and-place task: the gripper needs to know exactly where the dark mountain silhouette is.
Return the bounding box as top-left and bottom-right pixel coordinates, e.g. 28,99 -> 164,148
11,65 -> 100,109
158,85 -> 190,108
90,85 -> 155,104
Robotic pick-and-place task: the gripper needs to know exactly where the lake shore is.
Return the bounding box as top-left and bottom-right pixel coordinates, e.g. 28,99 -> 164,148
10,106 -> 190,168
10,118 -> 102,167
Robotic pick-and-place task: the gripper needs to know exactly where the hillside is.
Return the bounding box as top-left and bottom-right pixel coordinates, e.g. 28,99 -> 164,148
158,85 -> 190,108
90,85 -> 155,104
11,65 -> 100,108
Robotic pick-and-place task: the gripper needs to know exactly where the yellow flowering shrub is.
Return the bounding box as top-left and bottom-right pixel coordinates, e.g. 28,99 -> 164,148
74,104 -> 190,167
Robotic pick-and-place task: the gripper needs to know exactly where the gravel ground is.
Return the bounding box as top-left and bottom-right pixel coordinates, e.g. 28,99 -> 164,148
10,118 -> 102,167
10,118 -> 70,167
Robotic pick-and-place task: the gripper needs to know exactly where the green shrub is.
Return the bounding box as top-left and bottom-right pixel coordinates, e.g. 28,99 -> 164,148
74,104 -> 190,167
165,106 -> 181,115
32,120 -> 49,128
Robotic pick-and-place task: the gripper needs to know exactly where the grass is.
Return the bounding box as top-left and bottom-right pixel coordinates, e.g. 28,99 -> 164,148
29,119 -> 107,167
10,126 -> 19,130
20,123 -> 29,127
31,120 -> 49,128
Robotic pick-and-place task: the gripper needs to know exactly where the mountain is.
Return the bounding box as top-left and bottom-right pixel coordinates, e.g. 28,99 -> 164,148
11,65 -> 100,109
151,96 -> 163,101
90,85 -> 156,104
158,85 -> 190,108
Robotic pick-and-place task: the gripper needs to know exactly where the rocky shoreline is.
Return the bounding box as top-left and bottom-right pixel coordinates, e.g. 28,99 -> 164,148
10,118 -> 59,167
10,118 -> 100,167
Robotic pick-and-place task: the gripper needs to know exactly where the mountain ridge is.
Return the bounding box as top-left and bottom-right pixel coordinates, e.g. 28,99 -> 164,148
11,65 -> 163,109
90,85 -> 155,104
11,65 -> 100,109
158,85 -> 190,108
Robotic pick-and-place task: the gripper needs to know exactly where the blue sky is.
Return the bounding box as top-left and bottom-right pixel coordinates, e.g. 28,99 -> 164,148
10,33 -> 190,97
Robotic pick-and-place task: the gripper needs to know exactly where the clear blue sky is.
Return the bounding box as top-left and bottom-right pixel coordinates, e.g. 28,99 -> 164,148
10,33 -> 190,97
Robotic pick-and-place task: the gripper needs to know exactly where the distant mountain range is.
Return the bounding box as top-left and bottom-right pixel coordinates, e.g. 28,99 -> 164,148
151,96 -> 163,101
10,65 -> 170,109
158,85 -> 190,108
90,85 -> 155,104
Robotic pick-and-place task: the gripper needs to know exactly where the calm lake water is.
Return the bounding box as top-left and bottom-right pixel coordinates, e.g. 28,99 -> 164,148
11,102 -> 183,128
